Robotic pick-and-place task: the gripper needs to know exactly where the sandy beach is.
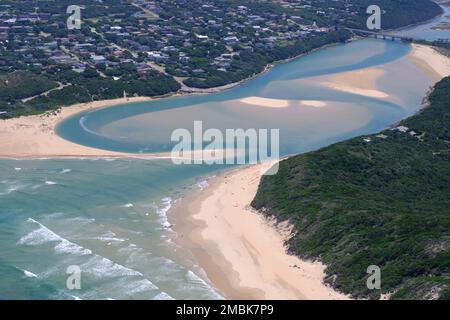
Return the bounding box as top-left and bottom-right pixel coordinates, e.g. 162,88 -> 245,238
172,162 -> 350,300
409,43 -> 450,80
0,97 -> 174,158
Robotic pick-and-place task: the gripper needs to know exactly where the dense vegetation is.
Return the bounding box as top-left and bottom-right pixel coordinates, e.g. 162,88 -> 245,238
347,0 -> 442,29
184,30 -> 351,88
0,68 -> 180,118
0,71 -> 57,101
252,76 -> 450,300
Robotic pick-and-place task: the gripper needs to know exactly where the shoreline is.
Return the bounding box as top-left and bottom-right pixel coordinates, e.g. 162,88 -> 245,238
169,44 -> 450,300
171,162 -> 350,300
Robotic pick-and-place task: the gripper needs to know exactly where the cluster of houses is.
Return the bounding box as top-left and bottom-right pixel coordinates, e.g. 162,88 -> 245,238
362,125 -> 420,144
0,0 -> 360,81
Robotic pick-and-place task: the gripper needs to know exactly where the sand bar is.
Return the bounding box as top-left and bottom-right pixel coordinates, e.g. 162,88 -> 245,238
300,100 -> 327,108
322,68 -> 390,98
409,43 -> 450,80
240,96 -> 290,108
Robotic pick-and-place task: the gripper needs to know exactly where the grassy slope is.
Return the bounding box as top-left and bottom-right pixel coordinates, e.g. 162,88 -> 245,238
252,76 -> 450,300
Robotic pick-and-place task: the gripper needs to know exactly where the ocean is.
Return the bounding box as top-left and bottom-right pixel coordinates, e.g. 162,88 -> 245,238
0,38 -> 437,299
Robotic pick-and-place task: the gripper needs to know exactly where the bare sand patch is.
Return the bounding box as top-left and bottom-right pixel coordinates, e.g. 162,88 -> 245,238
300,100 -> 327,108
240,96 -> 290,108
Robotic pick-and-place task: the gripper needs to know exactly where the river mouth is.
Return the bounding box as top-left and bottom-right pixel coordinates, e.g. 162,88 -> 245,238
1,38 -> 440,300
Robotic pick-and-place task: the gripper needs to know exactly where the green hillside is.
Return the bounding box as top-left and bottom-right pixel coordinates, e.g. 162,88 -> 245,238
252,76 -> 450,300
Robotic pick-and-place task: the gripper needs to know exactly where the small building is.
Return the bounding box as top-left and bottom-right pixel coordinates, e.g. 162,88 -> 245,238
195,34 -> 209,40
391,126 -> 409,133
90,55 -> 106,64
223,36 -> 239,45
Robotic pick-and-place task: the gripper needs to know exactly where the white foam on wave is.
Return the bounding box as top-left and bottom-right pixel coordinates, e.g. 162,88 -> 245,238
123,203 -> 134,208
196,180 -> 209,190
23,269 -> 38,278
22,219 -> 161,296
80,255 -> 145,279
186,270 -> 225,300
60,169 -> 72,174
118,243 -> 140,255
45,181 -> 57,185
123,278 -> 159,295
14,167 -> 22,171
95,231 -> 128,243
66,216 -> 96,225
153,291 -> 175,300
155,197 -> 172,228
0,181 -> 28,195
18,218 -> 92,256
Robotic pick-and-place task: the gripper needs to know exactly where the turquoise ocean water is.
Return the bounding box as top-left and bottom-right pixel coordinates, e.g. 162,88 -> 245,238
0,38 -> 438,299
